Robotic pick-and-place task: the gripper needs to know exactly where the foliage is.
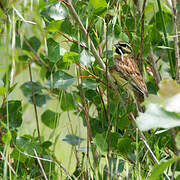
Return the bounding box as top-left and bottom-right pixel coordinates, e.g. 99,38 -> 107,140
0,0 -> 180,179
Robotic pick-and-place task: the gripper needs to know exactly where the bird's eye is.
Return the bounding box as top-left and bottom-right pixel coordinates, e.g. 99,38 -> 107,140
121,44 -> 127,47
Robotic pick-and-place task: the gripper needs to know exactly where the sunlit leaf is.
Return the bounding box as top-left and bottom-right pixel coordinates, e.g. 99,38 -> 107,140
149,156 -> 180,180
53,70 -> 76,89
45,20 -> 63,32
82,79 -> 98,90
94,133 -> 107,153
0,86 -> 6,96
90,0 -> 107,9
2,131 -> 12,145
79,50 -> 95,67
61,93 -> 75,111
63,52 -> 79,63
136,103 -> 180,131
42,2 -> 68,21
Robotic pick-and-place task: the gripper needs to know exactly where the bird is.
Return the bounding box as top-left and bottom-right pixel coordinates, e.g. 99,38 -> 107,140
109,41 -> 148,112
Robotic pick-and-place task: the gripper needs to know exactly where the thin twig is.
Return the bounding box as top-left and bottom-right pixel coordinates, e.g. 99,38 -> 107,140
0,152 -> 17,176
33,149 -> 48,180
105,14 -> 111,179
79,64 -> 109,87
57,31 -> 88,50
10,9 -> 16,87
139,0 -> 147,73
28,61 -> 41,145
149,46 -> 161,84
14,145 -> 72,180
171,0 -> 180,83
62,1 -> 174,176
170,128 -> 180,179
141,138 -> 170,180
63,0 -> 126,109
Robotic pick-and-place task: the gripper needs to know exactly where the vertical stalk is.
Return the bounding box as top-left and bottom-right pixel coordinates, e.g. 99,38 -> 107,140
157,0 -> 175,78
139,0 -> 147,73
171,0 -> 180,82
28,61 -> 41,145
105,14 -> 111,179
79,66 -> 91,179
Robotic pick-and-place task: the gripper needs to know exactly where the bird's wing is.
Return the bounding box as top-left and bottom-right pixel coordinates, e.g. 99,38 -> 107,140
114,55 -> 148,96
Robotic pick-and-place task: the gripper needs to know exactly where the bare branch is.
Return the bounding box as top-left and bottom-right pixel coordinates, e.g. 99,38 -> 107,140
139,0 -> 147,73
149,46 -> 161,84
171,0 -> 180,83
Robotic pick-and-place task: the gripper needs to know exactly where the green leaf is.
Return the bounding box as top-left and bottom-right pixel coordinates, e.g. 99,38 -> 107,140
41,110 -> 59,129
94,133 -> 107,153
90,0 -> 107,9
117,138 -> 135,155
20,81 -> 50,107
42,2 -> 68,21
176,132 -> 180,150
11,148 -> 27,163
61,93 -> 75,111
62,134 -> 84,146
53,70 -> 76,89
47,38 -> 60,63
63,52 -> 79,63
60,20 -> 73,35
29,94 -> 51,107
16,136 -> 42,155
42,141 -> 52,149
117,115 -> 130,130
0,86 -> 6,96
79,50 -> 95,67
109,132 -> 122,151
1,100 -> 22,129
82,79 -> 98,90
2,131 -> 12,145
20,81 -> 43,97
23,36 -> 41,52
149,156 -> 180,180
45,20 -> 63,32
136,79 -> 180,131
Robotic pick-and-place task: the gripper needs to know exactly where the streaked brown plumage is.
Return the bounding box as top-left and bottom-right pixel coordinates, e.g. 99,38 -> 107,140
109,41 -> 148,112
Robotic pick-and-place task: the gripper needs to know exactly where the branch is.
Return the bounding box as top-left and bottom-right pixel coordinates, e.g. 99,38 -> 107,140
63,0 -> 125,106
28,61 -> 41,145
149,46 -> 161,84
139,0 -> 147,73
62,1 -> 172,172
171,0 -> 180,83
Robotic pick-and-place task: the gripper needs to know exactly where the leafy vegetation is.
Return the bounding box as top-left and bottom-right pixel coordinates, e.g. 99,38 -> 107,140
0,0 -> 180,179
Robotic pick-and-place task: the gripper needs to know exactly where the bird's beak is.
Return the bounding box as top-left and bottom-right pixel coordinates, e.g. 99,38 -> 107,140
114,43 -> 119,48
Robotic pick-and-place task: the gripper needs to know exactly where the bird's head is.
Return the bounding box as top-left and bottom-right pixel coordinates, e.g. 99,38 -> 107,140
114,41 -> 132,56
